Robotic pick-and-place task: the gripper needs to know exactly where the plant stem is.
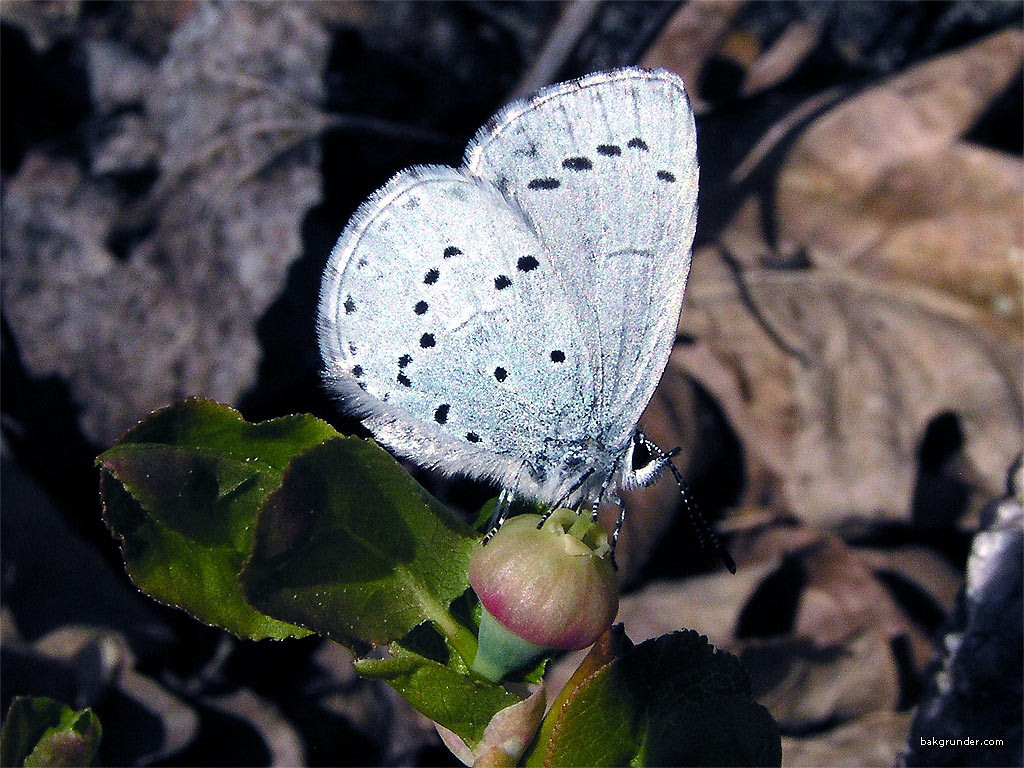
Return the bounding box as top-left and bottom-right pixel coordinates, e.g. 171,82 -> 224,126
429,606 -> 478,667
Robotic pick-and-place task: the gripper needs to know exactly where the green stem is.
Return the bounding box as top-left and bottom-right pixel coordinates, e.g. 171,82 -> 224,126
427,604 -> 478,667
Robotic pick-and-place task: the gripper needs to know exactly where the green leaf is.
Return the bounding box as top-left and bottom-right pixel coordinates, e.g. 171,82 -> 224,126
355,646 -> 520,747
1,697 -> 101,768
241,437 -> 478,655
525,628 -> 781,767
98,398 -> 335,640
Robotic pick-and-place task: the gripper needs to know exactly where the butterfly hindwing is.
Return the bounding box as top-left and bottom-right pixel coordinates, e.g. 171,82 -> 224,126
318,167 -> 591,488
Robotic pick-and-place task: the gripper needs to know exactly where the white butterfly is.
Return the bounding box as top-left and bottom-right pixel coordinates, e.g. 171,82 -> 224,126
319,67 -> 725,563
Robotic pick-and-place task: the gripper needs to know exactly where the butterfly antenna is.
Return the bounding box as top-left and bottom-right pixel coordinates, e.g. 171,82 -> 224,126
665,457 -> 737,574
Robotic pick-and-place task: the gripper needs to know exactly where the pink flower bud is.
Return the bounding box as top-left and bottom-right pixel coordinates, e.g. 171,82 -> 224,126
469,510 -> 618,681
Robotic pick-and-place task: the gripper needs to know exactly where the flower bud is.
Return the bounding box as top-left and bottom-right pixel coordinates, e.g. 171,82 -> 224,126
469,509 -> 618,681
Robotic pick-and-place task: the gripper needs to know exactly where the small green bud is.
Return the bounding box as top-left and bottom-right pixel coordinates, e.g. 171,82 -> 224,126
469,509 -> 618,681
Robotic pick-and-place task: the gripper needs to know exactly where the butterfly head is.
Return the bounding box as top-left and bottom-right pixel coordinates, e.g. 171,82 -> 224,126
621,431 -> 676,491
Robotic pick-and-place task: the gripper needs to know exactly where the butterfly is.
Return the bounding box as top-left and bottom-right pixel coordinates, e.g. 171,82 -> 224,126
318,67 -> 733,571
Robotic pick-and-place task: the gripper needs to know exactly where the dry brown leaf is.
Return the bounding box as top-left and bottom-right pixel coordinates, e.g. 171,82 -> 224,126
676,248 -> 1022,525
1,3 -> 330,444
616,561 -> 778,648
640,0 -> 745,113
855,545 -> 962,616
777,28 -> 1024,330
742,21 -> 820,97
201,690 -> 305,766
1,154 -> 195,445
0,0 -> 81,51
744,630 -> 900,730
665,27 -> 1024,529
795,537 -> 897,647
84,39 -> 158,116
781,710 -> 914,768
617,526 -> 950,669
795,536 -> 944,672
144,2 -> 329,311
115,1 -> 197,58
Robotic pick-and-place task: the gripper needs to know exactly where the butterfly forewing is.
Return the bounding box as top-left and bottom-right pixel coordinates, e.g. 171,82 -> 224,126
466,68 -> 698,450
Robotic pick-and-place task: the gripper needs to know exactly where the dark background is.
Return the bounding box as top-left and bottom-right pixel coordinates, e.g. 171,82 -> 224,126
2,2 -> 1021,765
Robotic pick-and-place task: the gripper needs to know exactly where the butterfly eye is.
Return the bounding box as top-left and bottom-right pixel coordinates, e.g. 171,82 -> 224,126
630,433 -> 653,471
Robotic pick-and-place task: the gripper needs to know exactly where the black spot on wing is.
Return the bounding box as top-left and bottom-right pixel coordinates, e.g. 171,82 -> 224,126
351,365 -> 363,377
414,300 -> 428,315
398,354 -> 412,368
562,156 -> 593,171
627,137 -> 649,151
494,367 -> 507,382
597,144 -> 621,156
420,333 -> 436,348
527,177 -> 561,190
424,268 -> 439,285
517,255 -> 539,272
444,246 -> 462,258
466,432 -> 481,443
656,170 -> 676,182
434,404 -> 449,424
550,350 -> 565,363
397,372 -> 411,387
494,275 -> 512,290
343,295 -> 356,314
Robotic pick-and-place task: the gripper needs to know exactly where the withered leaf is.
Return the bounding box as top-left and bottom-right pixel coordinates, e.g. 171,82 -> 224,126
1,3 -> 331,444
777,28 -> 1024,331
676,250 -> 1022,524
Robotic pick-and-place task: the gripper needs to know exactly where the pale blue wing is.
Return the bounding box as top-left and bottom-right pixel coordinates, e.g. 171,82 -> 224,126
318,166 -> 593,492
465,68 -> 698,452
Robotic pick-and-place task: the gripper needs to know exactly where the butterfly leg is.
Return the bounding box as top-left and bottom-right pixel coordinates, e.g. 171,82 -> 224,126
537,467 -> 595,528
585,455 -> 626,568
590,451 -> 624,522
609,492 -> 626,571
483,462 -> 530,545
